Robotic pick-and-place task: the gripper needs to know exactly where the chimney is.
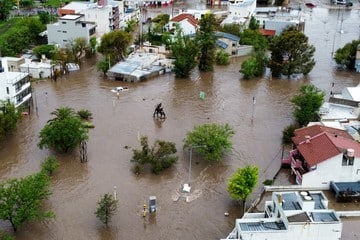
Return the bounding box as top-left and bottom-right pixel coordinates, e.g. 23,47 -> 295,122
305,135 -> 311,143
97,0 -> 108,6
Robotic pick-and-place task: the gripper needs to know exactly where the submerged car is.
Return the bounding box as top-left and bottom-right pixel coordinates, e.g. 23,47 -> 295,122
111,86 -> 129,93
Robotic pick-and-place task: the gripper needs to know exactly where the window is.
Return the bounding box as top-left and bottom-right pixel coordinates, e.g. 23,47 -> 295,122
62,21 -> 66,24
62,31 -> 67,33
342,152 -> 354,166
6,87 -> 9,94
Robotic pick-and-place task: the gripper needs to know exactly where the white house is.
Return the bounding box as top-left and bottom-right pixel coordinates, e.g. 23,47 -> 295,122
169,13 -> 199,36
221,0 -> 257,26
19,58 -> 55,79
254,7 -> 305,35
282,125 -> 360,189
0,58 -> 32,109
58,0 -> 121,36
222,191 -> 342,240
47,14 -> 97,48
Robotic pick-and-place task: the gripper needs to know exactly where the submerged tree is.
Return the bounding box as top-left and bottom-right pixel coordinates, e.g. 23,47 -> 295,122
268,26 -> 315,78
183,123 -> 235,162
95,193 -> 118,227
227,165 -> 259,213
334,39 -> 360,70
97,30 -> 133,64
170,26 -> 198,78
291,84 -> 325,126
0,172 -> 54,232
38,107 -> 89,153
197,13 -> 218,72
131,136 -> 178,174
0,101 -> 21,141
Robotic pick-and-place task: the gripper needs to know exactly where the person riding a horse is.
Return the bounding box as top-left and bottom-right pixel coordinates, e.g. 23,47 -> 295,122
153,103 -> 166,119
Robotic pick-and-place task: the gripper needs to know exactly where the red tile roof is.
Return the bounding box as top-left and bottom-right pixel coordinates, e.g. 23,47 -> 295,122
170,13 -> 198,27
297,133 -> 341,167
258,29 -> 276,36
297,132 -> 360,167
292,125 -> 353,146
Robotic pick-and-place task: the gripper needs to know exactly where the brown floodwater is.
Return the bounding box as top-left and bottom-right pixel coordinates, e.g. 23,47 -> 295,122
0,3 -> 359,240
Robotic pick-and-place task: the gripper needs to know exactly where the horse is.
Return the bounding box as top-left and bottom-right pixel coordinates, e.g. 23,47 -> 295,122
153,103 -> 166,119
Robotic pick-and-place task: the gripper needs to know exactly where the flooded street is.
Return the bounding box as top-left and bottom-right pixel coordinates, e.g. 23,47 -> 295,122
1,3 -> 360,240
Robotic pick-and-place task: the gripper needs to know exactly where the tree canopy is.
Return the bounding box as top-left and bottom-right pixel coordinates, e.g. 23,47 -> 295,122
0,101 -> 21,141
183,123 -> 235,162
334,39 -> 360,70
0,0 -> 15,21
95,193 -> 118,226
38,107 -> 89,153
97,30 -> 133,64
268,27 -> 315,78
227,165 -> 259,210
169,26 -> 198,78
291,84 -> 325,126
0,171 -> 54,232
131,136 -> 178,174
197,13 -> 218,72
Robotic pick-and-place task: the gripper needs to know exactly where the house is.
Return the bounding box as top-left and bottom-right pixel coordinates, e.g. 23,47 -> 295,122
58,0 -> 121,36
221,0 -> 257,26
254,7 -> 305,35
214,32 -> 253,57
169,13 -> 199,36
356,44 -> 360,73
0,58 -> 32,109
107,51 -> 173,82
282,124 -> 360,189
221,191 -> 342,240
19,58 -> 55,79
47,14 -> 97,48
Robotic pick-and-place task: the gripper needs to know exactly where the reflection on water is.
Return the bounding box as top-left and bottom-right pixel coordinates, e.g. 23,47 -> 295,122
0,5 -> 359,240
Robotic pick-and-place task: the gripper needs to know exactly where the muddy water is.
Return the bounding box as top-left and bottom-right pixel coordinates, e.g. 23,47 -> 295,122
1,4 -> 360,240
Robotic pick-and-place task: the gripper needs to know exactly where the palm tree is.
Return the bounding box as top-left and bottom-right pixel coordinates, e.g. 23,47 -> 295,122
47,107 -> 76,124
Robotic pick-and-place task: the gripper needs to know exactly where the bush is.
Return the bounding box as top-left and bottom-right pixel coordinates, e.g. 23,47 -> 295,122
77,109 -> 92,120
41,156 -> 59,175
282,123 -> 300,144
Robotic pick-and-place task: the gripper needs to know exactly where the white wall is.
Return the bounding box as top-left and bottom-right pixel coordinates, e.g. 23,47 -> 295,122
302,154 -> 360,188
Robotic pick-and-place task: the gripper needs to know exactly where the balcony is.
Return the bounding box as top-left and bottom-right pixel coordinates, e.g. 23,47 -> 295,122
15,92 -> 32,108
15,82 -> 31,94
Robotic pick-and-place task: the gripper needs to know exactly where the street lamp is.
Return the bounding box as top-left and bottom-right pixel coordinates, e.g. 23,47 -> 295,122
183,145 -> 206,192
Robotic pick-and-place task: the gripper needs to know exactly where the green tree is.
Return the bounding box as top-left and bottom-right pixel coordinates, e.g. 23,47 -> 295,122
197,13 -> 217,72
248,16 -> 259,30
183,123 -> 235,162
97,30 -> 132,64
268,27 -> 315,78
70,37 -> 88,64
0,172 -> 54,232
0,101 -> 21,141
219,23 -> 243,37
216,49 -> 230,65
40,156 -> 59,175
33,44 -> 56,60
97,60 -> 110,76
131,136 -> 178,174
38,107 -> 89,153
0,0 -> 14,21
291,84 -> 325,126
240,57 -> 258,79
227,165 -> 259,211
239,29 -> 267,51
334,39 -> 360,70
151,13 -> 169,33
169,26 -> 198,78
38,11 -> 51,25
95,193 -> 118,226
